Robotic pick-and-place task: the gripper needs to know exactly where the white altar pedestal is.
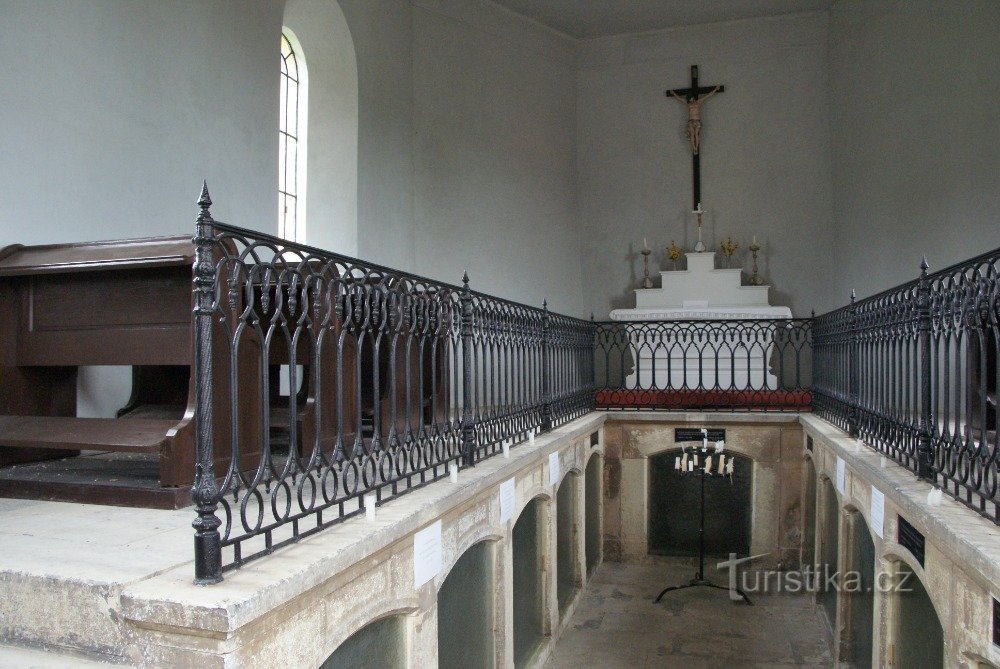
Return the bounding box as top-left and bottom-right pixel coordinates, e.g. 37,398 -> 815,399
609,252 -> 791,391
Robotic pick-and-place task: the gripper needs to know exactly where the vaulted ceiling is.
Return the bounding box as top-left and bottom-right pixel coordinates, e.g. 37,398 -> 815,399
491,0 -> 835,38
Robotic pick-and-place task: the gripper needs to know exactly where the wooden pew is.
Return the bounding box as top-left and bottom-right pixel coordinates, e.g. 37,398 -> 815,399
0,236 -> 261,496
0,236 -> 452,505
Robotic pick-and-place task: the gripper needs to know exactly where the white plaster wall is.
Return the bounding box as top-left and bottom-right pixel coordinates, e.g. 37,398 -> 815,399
0,0 -> 284,247
576,12 -> 836,318
827,0 -> 1000,304
325,0 -> 589,314
337,0 -> 418,271
410,0 -> 586,315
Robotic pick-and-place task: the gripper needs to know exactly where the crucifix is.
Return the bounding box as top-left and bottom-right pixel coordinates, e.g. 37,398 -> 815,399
666,65 -> 725,211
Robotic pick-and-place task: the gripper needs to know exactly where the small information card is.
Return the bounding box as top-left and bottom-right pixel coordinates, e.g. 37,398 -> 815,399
836,456 -> 846,495
548,452 -> 560,486
413,520 -> 442,589
499,478 -> 516,523
870,486 -> 885,538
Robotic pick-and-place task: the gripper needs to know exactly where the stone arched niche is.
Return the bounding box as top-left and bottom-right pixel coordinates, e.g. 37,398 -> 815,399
584,453 -> 602,574
889,560 -> 944,668
601,420 -> 805,568
648,449 -> 752,558
512,496 -> 550,669
437,540 -> 497,669
320,613 -> 407,669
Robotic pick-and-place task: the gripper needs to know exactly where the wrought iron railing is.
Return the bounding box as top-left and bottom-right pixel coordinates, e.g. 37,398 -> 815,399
190,186 -> 594,583
188,185 -> 999,582
593,318 -> 813,411
814,250 -> 1000,524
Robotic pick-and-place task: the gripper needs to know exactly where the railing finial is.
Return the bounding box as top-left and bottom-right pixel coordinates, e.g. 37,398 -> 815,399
850,289 -> 856,304
197,180 -> 213,211
920,256 -> 930,275
462,270 -> 470,288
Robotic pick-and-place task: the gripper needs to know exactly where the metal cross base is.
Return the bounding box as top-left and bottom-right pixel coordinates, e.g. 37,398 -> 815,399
654,577 -> 752,605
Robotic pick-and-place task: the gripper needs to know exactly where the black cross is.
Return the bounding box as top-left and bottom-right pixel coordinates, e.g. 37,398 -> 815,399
666,65 -> 725,210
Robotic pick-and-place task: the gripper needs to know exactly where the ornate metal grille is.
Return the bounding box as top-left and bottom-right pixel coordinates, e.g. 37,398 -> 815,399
186,183 -> 999,583
189,185 -> 595,583
593,318 -> 812,412
813,248 -> 1000,525
279,34 -> 301,242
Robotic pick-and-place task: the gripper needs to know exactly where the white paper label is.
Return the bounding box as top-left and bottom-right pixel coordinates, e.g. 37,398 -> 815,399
413,520 -> 442,588
549,452 -> 560,486
499,478 -> 516,523
836,456 -> 846,495
870,487 -> 885,539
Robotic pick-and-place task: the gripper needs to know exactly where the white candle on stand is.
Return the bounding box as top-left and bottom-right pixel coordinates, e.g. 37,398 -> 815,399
674,456 -> 681,470
717,454 -> 726,474
704,456 -> 712,473
682,452 -> 688,470
688,460 -> 694,472
693,453 -> 699,466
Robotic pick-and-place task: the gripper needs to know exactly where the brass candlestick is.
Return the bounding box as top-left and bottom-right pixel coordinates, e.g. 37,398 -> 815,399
749,238 -> 763,285
719,236 -> 738,268
667,240 -> 681,270
640,246 -> 654,288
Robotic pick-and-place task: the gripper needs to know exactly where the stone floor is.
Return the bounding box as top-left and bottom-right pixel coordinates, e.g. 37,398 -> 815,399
545,556 -> 834,669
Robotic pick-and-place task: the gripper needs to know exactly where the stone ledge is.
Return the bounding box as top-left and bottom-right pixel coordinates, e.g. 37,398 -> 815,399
800,413 -> 1000,593
601,410 -> 804,424
118,414 -> 606,637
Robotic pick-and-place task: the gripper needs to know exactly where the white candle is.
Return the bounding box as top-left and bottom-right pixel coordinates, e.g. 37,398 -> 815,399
681,452 -> 688,470
693,453 -> 699,466
726,459 -> 735,475
718,454 -> 726,475
674,456 -> 681,470
753,235 -> 757,244
688,460 -> 694,472
643,237 -> 649,251
704,456 -> 712,473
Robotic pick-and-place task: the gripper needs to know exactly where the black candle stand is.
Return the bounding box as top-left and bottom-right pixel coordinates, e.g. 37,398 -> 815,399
654,446 -> 753,606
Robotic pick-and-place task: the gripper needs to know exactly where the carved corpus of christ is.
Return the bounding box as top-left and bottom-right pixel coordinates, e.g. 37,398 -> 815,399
666,65 -> 725,210
670,86 -> 721,155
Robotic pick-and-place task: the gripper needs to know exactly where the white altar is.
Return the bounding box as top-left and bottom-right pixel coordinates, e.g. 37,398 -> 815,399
609,252 -> 791,390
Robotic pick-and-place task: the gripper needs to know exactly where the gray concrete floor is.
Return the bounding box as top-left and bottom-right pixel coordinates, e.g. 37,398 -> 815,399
546,556 -> 834,669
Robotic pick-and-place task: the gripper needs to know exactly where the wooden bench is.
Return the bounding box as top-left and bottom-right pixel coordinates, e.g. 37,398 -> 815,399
0,236 -> 452,506
0,236 -> 261,495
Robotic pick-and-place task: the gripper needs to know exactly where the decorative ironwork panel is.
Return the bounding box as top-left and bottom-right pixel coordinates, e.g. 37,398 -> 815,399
199,222 -> 466,570
190,197 -> 597,580
593,318 -> 812,412
927,251 -> 999,521
812,247 -> 999,525
854,281 -> 922,471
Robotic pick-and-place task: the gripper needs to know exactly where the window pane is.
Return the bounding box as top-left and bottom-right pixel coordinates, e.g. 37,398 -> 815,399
278,32 -> 300,241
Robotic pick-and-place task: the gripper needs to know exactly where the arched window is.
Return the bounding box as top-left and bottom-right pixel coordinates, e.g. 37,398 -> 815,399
279,32 -> 307,242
